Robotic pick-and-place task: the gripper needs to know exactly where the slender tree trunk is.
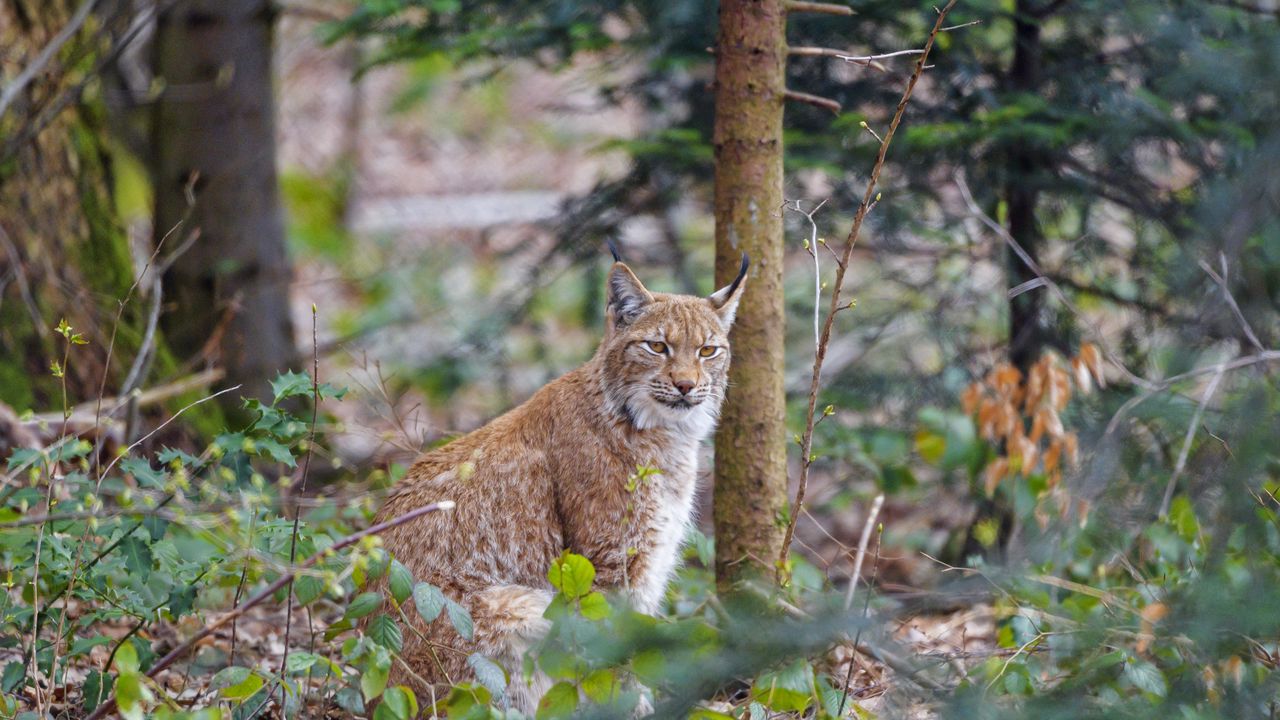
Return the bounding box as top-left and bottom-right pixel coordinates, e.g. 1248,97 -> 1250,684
711,0 -> 788,588
1006,0 -> 1050,372
152,0 -> 295,406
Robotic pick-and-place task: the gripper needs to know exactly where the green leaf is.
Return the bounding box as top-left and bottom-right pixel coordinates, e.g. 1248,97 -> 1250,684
440,682 -> 492,716
119,536 -> 153,580
1169,496 -> 1200,542
335,686 -> 365,714
158,446 -> 202,468
271,371 -> 313,402
142,515 -> 169,542
115,671 -> 152,720
294,574 -> 325,605
210,666 -> 251,691
581,668 -> 618,704
547,551 -> 595,599
752,659 -> 814,713
254,438 -> 297,467
68,635 -> 113,657
361,662 -> 389,701
380,686 -> 419,720
345,591 -> 382,620
285,652 -> 320,674
166,585 -> 196,618
367,614 -> 403,653
579,591 -> 611,620
120,458 -> 166,488
467,653 -> 507,697
446,598 -> 474,640
1,661 -> 24,693
388,559 -> 413,604
536,681 -> 579,719
412,582 -> 446,623
113,641 -> 140,674
82,670 -> 114,711
221,671 -> 264,701
914,430 -> 946,465
1124,659 -> 1168,698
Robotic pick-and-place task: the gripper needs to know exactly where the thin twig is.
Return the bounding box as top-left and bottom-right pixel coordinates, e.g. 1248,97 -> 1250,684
784,199 -> 828,352
97,385 -> 242,481
1104,351 -> 1280,438
83,500 -> 456,720
276,305 -> 321,711
843,494 -> 885,611
1199,254 -> 1265,353
839,522 -> 883,716
1158,364 -> 1226,518
777,0 -> 956,582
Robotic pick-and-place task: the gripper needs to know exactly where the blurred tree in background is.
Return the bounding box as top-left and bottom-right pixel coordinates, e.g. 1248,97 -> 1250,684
151,0 -> 297,410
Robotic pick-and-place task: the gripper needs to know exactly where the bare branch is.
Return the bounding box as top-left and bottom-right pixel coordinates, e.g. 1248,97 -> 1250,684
843,494 -> 884,611
778,1 -> 957,582
786,1 -> 856,16
1158,365 -> 1226,519
1199,254 -> 1266,353
784,89 -> 842,114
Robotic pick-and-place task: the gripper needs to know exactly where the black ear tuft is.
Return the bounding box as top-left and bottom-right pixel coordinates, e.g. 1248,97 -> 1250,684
708,252 -> 750,328
606,238 -> 623,263
729,252 -> 749,296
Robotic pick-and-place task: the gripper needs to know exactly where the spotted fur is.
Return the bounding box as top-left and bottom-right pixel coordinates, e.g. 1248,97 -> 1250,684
372,260 -> 747,712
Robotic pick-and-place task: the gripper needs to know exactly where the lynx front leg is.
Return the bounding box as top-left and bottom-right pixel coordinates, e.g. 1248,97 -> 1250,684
473,584 -> 555,714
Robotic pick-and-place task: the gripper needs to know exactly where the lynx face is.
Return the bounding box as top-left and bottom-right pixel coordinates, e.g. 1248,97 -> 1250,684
600,259 -> 747,434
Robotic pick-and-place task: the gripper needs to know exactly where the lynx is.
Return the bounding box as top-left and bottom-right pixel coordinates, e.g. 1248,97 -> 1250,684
371,255 -> 748,712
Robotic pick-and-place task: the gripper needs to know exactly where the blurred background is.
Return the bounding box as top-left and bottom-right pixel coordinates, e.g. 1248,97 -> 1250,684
2,0 -> 1280,717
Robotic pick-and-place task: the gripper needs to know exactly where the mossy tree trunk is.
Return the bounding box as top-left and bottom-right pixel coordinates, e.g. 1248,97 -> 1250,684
0,1 -> 224,441
711,0 -> 788,588
152,0 -> 296,408
0,2 -> 145,412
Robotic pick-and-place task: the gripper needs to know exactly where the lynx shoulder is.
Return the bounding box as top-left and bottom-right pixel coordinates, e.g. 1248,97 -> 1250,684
372,256 -> 748,712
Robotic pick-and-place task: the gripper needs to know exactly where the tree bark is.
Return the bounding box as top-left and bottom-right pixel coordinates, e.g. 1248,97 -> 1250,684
711,0 -> 788,588
152,0 -> 295,407
1006,0 -> 1052,372
0,2 -> 150,411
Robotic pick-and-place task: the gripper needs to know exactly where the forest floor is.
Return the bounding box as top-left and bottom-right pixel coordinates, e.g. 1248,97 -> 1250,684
25,592 -> 993,718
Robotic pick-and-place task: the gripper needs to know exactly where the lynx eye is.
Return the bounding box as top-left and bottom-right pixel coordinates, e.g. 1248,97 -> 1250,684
644,341 -> 668,355
699,346 -> 720,359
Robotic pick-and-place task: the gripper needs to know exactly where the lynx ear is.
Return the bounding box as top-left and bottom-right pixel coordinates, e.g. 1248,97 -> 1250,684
708,252 -> 749,329
607,262 -> 654,328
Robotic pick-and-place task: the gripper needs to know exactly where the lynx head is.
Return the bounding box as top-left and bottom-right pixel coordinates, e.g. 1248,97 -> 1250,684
599,255 -> 748,435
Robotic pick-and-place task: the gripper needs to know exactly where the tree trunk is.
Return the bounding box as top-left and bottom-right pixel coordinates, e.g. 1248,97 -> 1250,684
152,0 -> 295,407
0,2 -> 151,411
1006,0 -> 1051,372
711,0 -> 788,588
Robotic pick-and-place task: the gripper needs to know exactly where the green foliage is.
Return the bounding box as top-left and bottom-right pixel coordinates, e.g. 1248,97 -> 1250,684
0,371 -> 448,718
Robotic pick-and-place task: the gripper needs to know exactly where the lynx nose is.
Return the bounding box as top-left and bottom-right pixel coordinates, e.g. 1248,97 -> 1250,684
672,379 -> 695,395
